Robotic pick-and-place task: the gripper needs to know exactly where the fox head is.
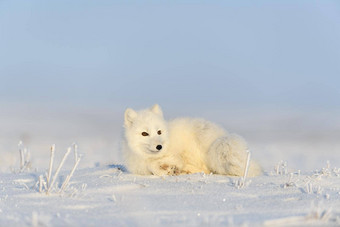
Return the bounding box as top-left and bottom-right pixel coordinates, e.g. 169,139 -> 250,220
124,104 -> 169,156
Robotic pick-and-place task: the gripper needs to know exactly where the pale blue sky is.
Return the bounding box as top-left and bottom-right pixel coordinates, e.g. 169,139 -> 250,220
1,1 -> 340,111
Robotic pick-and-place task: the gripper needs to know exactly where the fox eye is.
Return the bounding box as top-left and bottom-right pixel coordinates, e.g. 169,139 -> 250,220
141,132 -> 149,136
157,130 -> 162,135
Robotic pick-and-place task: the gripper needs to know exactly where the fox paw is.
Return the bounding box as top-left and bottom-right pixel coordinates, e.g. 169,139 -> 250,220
160,164 -> 180,176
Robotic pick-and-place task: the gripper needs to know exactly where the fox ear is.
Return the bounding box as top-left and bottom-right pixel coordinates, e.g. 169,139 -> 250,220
124,108 -> 137,128
150,104 -> 163,117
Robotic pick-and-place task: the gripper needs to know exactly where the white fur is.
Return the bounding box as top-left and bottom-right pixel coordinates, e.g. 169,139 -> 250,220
122,104 -> 262,177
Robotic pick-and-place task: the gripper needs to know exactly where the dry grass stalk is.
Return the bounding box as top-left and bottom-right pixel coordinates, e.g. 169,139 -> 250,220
59,156 -> 82,193
47,147 -> 72,194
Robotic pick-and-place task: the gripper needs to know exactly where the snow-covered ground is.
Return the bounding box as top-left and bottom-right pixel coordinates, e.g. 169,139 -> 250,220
1,105 -> 340,226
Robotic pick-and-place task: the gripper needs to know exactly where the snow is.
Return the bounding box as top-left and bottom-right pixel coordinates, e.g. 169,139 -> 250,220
2,165 -> 340,226
1,107 -> 340,226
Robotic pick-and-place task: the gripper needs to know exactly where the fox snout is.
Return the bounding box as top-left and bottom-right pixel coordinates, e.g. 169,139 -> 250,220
147,143 -> 164,153
156,145 -> 162,151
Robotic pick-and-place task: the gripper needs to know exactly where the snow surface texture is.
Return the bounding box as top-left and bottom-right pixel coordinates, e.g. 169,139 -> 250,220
1,107 -> 340,226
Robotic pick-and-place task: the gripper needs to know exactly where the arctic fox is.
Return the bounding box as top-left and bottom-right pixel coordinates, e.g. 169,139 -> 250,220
122,104 -> 262,177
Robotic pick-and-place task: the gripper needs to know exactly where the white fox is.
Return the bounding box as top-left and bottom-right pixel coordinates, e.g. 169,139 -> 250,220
122,104 -> 262,177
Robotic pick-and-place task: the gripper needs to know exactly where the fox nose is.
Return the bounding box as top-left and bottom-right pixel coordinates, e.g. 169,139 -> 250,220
156,145 -> 162,151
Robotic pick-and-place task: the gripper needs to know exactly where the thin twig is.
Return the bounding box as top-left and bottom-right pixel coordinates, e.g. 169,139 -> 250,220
18,141 -> 24,170
240,150 -> 251,187
39,175 -> 43,193
73,143 -> 78,165
47,144 -> 55,187
59,156 -> 81,193
47,147 -> 71,194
